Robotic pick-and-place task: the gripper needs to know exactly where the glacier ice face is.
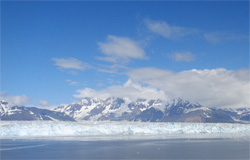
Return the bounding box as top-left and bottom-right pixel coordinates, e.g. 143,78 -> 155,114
0,121 -> 250,140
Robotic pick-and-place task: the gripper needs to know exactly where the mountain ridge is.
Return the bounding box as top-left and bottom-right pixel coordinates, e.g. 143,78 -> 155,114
1,98 -> 250,123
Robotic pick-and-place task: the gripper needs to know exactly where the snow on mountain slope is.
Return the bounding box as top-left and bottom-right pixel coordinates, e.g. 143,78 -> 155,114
184,107 -> 211,114
0,100 -> 9,116
54,98 -> 129,120
54,98 -> 172,121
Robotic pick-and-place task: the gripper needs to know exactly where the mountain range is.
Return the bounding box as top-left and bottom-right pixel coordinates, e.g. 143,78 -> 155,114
1,98 -> 250,123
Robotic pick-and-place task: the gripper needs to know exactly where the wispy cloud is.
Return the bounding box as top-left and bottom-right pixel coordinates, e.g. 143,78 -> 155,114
169,51 -> 195,62
38,100 -> 51,107
97,35 -> 146,63
52,58 -> 89,71
204,31 -> 249,43
144,19 -> 199,40
0,92 -> 30,107
96,64 -> 129,74
144,18 -> 248,44
66,79 -> 83,86
96,83 -> 105,87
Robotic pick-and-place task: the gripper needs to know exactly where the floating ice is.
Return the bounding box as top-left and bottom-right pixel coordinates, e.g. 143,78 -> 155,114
0,121 -> 250,139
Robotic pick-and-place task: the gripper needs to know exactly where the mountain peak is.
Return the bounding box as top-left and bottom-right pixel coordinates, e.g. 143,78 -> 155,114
168,98 -> 201,108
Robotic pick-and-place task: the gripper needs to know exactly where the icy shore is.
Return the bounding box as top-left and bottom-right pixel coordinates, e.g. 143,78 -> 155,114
1,121 -> 250,140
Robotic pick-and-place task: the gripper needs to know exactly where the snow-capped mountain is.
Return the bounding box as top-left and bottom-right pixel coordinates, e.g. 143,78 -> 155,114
0,101 -> 75,121
53,98 -> 248,123
1,98 -> 249,123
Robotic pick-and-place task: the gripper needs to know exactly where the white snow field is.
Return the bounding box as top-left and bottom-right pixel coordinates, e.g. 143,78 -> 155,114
1,121 -> 250,140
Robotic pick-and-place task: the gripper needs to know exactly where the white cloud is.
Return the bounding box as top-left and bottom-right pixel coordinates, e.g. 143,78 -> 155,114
73,68 -> 250,108
127,68 -> 250,108
0,93 -> 30,107
204,32 -> 249,43
144,19 -> 198,40
52,58 -> 89,70
38,100 -> 50,107
97,35 -> 146,63
170,51 -> 195,62
74,79 -> 167,102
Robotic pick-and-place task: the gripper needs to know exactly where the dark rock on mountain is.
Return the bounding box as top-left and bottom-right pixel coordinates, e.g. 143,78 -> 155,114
135,107 -> 164,122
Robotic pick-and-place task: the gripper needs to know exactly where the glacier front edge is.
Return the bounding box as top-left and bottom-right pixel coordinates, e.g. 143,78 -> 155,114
1,121 -> 250,140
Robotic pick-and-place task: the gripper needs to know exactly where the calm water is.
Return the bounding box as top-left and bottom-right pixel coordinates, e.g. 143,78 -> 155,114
1,138 -> 249,160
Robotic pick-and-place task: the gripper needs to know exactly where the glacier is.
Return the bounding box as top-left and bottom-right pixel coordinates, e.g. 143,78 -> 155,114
1,121 -> 250,140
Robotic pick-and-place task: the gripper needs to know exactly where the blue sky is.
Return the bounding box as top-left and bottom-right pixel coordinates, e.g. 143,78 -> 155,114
1,1 -> 249,108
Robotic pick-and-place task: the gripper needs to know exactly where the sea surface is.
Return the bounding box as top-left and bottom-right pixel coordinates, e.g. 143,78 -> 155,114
1,138 -> 249,160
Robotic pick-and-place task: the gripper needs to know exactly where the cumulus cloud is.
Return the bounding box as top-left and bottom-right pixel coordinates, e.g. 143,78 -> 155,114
38,100 -> 51,107
144,19 -> 198,40
74,79 -> 168,102
52,58 -> 89,70
97,35 -> 146,63
0,92 -> 30,107
127,68 -> 250,108
73,68 -> 249,108
170,51 -> 195,62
